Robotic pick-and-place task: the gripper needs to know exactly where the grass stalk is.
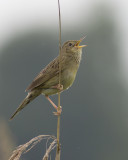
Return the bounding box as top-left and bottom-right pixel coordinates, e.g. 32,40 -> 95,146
55,0 -> 62,159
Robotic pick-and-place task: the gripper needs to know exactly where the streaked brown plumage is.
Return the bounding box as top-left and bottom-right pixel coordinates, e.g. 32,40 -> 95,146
10,37 -> 86,119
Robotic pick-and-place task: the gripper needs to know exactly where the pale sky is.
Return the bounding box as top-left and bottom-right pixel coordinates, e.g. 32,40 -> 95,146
0,0 -> 128,82
0,0 -> 127,42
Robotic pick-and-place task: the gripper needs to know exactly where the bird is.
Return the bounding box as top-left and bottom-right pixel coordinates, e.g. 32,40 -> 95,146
10,37 -> 87,120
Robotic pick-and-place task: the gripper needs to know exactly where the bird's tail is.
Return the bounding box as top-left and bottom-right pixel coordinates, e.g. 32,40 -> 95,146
10,89 -> 42,120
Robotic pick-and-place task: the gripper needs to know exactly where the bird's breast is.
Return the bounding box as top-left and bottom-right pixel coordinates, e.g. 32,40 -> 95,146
61,66 -> 78,90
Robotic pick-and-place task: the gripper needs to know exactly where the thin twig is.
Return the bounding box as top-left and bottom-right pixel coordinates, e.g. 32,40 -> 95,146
56,0 -> 62,160
43,139 -> 57,160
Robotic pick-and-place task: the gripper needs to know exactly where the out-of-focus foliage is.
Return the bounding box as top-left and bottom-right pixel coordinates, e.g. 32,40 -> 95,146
0,118 -> 15,160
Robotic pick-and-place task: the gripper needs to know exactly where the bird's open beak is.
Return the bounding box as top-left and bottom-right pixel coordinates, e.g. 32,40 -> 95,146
75,36 -> 87,48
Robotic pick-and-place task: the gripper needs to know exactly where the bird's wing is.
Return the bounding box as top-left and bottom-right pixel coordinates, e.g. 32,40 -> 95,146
26,56 -> 65,91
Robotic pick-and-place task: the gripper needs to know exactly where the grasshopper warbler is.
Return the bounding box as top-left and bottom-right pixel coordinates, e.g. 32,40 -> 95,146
10,37 -> 87,119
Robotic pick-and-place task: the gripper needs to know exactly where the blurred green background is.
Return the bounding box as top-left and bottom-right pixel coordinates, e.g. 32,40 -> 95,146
0,0 -> 128,160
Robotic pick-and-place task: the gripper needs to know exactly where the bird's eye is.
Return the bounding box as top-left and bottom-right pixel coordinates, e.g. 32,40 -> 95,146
69,43 -> 72,46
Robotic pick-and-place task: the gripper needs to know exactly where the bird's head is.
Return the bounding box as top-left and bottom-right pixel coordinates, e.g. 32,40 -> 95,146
62,36 -> 87,54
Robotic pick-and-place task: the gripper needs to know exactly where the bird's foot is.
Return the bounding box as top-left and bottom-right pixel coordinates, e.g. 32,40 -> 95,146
51,84 -> 63,91
53,106 -> 62,116
45,96 -> 62,116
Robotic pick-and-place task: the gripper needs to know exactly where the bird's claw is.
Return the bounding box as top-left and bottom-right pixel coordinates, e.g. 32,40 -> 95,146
53,106 -> 62,116
51,84 -> 63,91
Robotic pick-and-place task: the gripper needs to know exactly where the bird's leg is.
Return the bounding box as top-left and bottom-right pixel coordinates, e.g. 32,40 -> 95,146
45,96 -> 62,115
45,96 -> 58,110
51,84 -> 63,91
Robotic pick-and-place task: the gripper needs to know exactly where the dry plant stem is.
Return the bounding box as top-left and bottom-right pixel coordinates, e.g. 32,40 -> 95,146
9,135 -> 55,160
55,0 -> 61,159
43,139 -> 57,160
